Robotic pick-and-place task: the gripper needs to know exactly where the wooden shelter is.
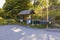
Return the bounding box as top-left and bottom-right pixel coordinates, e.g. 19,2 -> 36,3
18,9 -> 35,24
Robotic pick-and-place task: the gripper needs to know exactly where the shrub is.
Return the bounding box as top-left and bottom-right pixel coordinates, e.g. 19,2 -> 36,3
0,17 -> 7,25
30,24 -> 46,28
56,20 -> 60,24
6,19 -> 17,24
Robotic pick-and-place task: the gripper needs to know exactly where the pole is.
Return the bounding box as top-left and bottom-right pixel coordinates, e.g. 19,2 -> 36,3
46,0 -> 49,28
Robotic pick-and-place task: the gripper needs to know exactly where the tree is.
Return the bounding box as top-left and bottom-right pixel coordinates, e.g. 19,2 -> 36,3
49,0 -> 58,18
3,0 -> 32,19
0,8 -> 6,18
33,0 -> 48,17
49,0 -> 57,5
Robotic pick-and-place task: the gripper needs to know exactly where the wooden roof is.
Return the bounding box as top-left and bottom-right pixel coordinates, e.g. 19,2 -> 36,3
18,10 -> 35,15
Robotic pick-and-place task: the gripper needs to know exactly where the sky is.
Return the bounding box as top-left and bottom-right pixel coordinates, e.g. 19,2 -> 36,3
0,0 -> 60,8
0,0 -> 5,8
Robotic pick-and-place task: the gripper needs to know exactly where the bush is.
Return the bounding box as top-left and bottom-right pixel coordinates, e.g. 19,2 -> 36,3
0,17 -> 7,25
56,20 -> 60,24
6,19 -> 17,24
10,19 -> 16,24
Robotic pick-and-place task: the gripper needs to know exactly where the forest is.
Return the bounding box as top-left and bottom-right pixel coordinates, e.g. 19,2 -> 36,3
0,0 -> 60,28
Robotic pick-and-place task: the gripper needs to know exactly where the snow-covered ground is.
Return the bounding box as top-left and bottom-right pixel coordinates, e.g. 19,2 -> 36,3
0,25 -> 60,40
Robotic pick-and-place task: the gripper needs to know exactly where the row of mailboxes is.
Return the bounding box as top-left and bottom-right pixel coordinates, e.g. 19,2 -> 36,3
19,19 -> 51,24
27,20 -> 51,24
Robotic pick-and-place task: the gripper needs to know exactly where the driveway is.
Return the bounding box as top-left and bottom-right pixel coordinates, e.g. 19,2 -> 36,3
0,25 -> 60,40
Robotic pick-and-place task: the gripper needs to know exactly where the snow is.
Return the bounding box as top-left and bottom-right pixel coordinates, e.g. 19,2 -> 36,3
0,25 -> 60,40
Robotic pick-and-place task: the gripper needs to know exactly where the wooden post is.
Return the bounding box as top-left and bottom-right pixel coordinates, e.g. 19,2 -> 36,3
46,0 -> 49,28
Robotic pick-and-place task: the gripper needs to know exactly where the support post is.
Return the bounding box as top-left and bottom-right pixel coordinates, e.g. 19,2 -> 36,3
46,0 -> 49,28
